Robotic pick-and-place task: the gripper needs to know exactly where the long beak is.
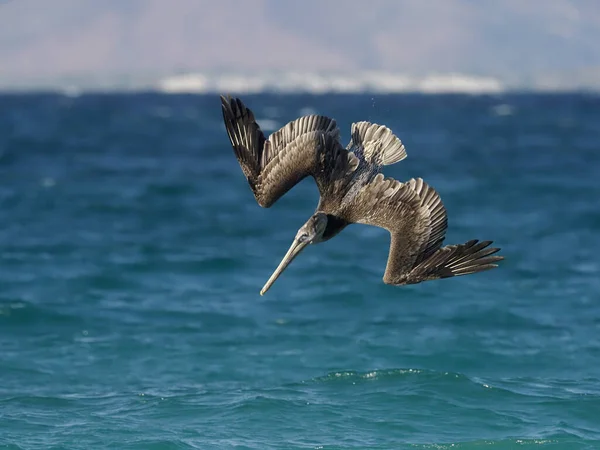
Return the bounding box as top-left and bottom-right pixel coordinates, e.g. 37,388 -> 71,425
260,239 -> 308,295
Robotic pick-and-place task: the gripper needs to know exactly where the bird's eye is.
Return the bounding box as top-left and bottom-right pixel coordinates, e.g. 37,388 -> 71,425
299,233 -> 308,242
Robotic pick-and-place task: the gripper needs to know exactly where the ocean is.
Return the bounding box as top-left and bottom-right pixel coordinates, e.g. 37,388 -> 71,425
1,92 -> 599,449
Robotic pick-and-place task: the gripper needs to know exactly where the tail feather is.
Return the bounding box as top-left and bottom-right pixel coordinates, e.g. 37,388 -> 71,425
349,121 -> 407,166
405,239 -> 503,283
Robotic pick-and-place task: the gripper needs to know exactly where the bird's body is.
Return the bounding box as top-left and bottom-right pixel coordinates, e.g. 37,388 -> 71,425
220,95 -> 504,295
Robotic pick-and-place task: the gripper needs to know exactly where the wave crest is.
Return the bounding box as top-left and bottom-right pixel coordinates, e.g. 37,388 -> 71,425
157,71 -> 504,94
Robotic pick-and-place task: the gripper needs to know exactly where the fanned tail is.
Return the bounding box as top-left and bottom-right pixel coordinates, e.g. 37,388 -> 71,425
348,121 -> 407,166
403,240 -> 503,284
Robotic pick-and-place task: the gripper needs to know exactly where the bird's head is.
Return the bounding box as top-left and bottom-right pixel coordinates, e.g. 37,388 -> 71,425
260,213 -> 328,295
295,212 -> 328,245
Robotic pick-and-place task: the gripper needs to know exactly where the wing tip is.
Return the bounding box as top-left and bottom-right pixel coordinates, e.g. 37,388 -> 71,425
220,93 -> 233,109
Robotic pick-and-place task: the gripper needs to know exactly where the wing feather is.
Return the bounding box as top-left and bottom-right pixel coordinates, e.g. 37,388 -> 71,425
220,95 -> 266,189
221,95 -> 346,208
342,176 -> 448,282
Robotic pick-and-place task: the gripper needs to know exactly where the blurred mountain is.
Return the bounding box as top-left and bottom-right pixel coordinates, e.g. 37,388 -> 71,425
1,0 -> 599,89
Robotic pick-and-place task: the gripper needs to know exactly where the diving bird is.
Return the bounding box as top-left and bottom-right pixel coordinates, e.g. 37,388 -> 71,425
220,95 -> 503,295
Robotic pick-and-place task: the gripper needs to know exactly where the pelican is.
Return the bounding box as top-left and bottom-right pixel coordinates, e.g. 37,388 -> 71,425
220,95 -> 503,295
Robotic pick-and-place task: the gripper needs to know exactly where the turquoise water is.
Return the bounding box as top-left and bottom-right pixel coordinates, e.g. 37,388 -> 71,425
1,93 -> 599,449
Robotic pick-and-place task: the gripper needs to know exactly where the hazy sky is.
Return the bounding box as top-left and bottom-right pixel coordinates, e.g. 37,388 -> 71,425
1,0 -> 599,86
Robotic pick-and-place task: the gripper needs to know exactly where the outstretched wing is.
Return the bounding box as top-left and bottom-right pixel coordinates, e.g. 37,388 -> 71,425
341,175 -> 448,283
221,95 -> 350,208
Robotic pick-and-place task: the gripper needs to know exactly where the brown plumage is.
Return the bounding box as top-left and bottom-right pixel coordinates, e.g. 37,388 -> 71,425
220,95 -> 504,295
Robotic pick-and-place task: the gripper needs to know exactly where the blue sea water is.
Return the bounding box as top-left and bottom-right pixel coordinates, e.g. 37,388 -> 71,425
0,92 -> 599,449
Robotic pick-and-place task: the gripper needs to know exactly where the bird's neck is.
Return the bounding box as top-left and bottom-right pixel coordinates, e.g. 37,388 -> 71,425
321,213 -> 349,242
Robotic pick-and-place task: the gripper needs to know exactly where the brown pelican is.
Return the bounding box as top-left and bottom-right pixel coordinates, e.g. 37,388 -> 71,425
220,95 -> 504,295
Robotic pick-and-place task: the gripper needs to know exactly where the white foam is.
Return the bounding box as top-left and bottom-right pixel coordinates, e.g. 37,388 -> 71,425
491,104 -> 515,116
417,73 -> 503,94
156,71 -> 505,95
158,73 -> 210,93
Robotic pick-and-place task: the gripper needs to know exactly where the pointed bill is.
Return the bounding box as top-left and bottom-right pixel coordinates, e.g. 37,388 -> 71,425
260,239 -> 308,295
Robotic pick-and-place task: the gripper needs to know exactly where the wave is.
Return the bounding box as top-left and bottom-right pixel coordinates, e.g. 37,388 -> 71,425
409,438 -> 586,449
0,300 -> 79,326
309,368 -> 470,384
156,71 -> 505,95
304,369 -> 600,399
